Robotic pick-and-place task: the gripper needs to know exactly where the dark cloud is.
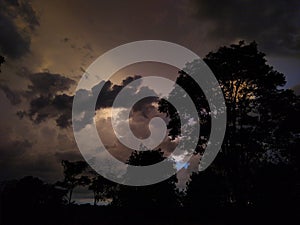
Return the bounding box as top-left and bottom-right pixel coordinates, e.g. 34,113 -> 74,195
0,139 -> 32,160
93,75 -> 144,109
193,0 -> 300,56
19,74 -> 158,130
15,72 -> 75,127
0,139 -> 33,180
74,75 -> 157,131
55,113 -> 71,128
17,0 -> 40,30
0,0 -> 39,58
19,93 -> 73,127
0,84 -> 21,105
0,13 -> 30,58
27,72 -> 76,96
128,98 -> 166,140
131,96 -> 160,119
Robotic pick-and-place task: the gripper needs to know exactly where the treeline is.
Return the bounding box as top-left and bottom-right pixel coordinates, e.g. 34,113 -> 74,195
0,147 -> 299,224
1,146 -> 299,210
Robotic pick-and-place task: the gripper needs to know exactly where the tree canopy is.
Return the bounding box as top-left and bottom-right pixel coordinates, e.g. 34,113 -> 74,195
112,148 -> 180,208
160,41 -> 300,208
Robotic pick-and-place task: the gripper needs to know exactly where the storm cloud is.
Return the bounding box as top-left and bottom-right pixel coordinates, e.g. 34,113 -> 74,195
0,0 -> 39,58
27,72 -> 75,95
16,72 -> 75,127
0,84 -> 22,105
17,73 -> 158,130
73,75 -> 158,131
192,0 -> 300,56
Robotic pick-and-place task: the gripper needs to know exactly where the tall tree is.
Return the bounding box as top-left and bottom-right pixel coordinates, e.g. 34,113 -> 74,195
57,160 -> 90,204
160,41 -> 300,207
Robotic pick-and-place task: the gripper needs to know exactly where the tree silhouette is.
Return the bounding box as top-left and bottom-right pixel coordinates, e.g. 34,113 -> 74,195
160,41 -> 300,208
1,176 -> 67,209
184,167 -> 228,209
203,41 -> 300,207
88,173 -> 117,205
112,148 -> 180,208
57,160 -> 90,204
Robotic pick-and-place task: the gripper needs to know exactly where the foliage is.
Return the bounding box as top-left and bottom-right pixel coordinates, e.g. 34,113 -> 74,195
1,176 -> 67,207
111,149 -> 180,208
160,41 -> 300,208
56,160 -> 90,204
88,173 -> 117,205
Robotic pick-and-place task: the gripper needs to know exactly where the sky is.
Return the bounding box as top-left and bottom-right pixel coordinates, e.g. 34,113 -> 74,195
0,0 -> 300,201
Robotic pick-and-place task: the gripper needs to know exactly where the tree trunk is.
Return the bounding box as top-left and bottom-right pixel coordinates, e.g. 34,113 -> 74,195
93,191 -> 97,206
68,188 -> 73,204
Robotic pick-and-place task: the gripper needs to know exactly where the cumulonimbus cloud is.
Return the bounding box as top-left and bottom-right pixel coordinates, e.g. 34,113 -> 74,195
0,0 -> 39,59
193,0 -> 300,56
